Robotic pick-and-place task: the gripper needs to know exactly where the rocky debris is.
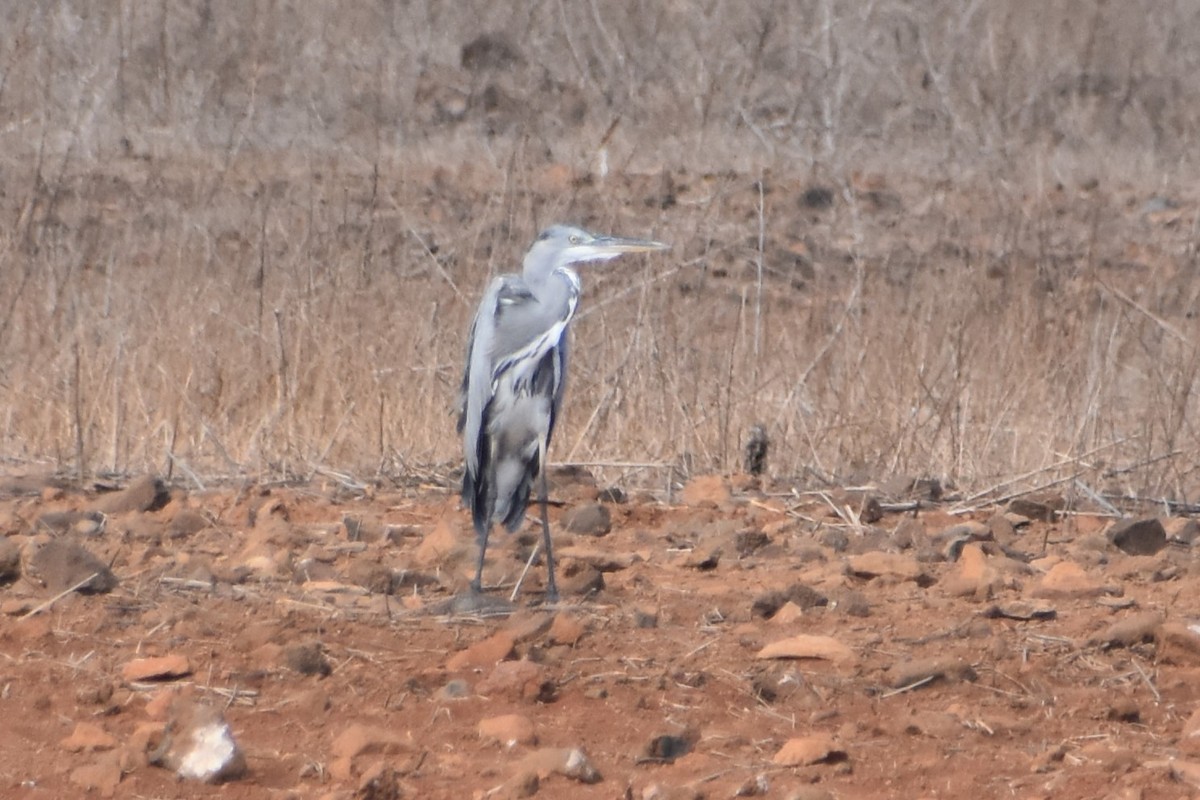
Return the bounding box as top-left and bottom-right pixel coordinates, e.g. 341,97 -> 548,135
283,640 -> 332,676
1165,516 -> 1200,544
756,635 -> 856,665
26,539 -> 118,594
562,503 -> 612,536
477,660 -> 555,703
556,545 -> 638,572
413,516 -> 467,569
1107,517 -> 1168,556
771,734 -> 845,766
515,746 -> 601,784
34,509 -> 106,536
1031,560 -> 1108,598
941,543 -> 1001,599
1007,496 -> 1058,522
1157,621 -> 1200,661
356,762 -> 403,800
479,714 -> 538,747
547,612 -> 587,646
1087,611 -> 1164,649
846,552 -> 925,583
751,584 -> 827,619
734,528 -> 770,556
60,722 -> 119,753
69,752 -> 122,796
121,654 -> 193,682
150,700 -> 246,782
680,475 -> 731,507
641,731 -> 697,764
887,657 -> 978,689
447,630 -> 516,670
0,537 -> 20,583
92,475 -> 169,515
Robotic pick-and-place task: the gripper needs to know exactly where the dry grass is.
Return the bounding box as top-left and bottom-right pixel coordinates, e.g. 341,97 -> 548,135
1,1 -> 1199,500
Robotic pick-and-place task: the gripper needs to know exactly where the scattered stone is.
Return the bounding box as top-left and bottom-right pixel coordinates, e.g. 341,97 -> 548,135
92,475 -> 169,515
479,714 -> 537,747
547,613 -> 587,646
348,560 -> 395,594
34,509 -> 106,536
516,747 -> 601,784
633,605 -> 659,628
446,630 -> 516,670
1170,759 -> 1200,789
942,543 -> 1001,599
751,584 -> 827,618
981,603 -> 1056,622
771,734 -> 845,766
477,660 -> 553,703
356,762 -> 402,800
680,475 -> 731,507
641,733 -> 695,763
818,529 -> 849,552
1007,497 -> 1057,522
735,528 -> 770,557
283,641 -> 332,676
151,700 -> 246,782
558,563 -> 605,596
413,516 -> 467,569
1087,611 -> 1164,649
503,610 -> 556,643
563,504 -> 612,536
1165,517 -> 1200,545
0,537 -> 20,583
756,635 -> 856,665
888,657 -> 977,689
1031,561 -> 1107,599
122,654 -> 192,682
61,721 -> 119,753
986,513 -> 1017,545
827,587 -> 871,617
331,723 -> 412,761
557,546 -> 637,571
69,752 -> 122,797
1107,518 -> 1167,556
847,552 -> 924,582
1157,621 -> 1200,660
682,544 -> 721,570
770,601 -> 806,624
26,539 -> 118,594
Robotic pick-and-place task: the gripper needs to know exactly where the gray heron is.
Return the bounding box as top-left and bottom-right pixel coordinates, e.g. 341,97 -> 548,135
458,224 -> 669,602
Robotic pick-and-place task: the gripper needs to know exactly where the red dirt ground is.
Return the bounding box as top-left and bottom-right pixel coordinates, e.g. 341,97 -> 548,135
1,471 -> 1199,800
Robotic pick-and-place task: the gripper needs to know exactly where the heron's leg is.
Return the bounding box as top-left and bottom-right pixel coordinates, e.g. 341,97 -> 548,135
537,436 -> 559,603
471,516 -> 490,595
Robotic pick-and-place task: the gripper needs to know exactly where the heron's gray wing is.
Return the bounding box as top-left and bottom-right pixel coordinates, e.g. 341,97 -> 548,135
460,276 -> 534,479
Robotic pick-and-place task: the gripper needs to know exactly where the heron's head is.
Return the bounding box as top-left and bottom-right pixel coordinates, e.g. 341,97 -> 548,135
527,224 -> 669,269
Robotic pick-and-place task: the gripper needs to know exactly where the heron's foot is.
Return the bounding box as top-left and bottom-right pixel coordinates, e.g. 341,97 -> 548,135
448,590 -> 515,618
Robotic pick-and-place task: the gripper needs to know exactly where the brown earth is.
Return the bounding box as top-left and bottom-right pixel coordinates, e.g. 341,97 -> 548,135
2,471 -> 1200,799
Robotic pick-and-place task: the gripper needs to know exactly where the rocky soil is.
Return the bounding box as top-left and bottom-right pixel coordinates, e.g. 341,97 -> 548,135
2,470 -> 1200,799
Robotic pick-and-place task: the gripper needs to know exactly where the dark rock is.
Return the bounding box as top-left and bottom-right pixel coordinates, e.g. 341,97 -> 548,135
1007,497 -> 1058,522
819,529 -> 849,552
28,540 -> 118,594
752,584 -> 827,619
1107,518 -> 1167,556
562,504 -> 611,537
734,529 -> 770,557
0,538 -> 20,583
283,641 -> 332,677
92,475 -> 169,515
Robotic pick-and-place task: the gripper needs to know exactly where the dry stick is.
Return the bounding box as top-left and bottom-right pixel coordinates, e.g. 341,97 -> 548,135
881,675 -> 936,698
20,572 -> 100,620
1099,279 -> 1193,349
510,543 -> 540,602
1131,657 -> 1161,703
952,436 -> 1132,509
952,472 -> 1083,517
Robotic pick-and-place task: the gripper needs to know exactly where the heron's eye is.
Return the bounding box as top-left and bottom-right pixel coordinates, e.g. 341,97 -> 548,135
568,234 -> 582,245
